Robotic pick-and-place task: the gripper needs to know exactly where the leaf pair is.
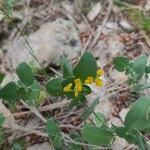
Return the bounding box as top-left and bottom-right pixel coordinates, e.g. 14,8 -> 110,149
114,55 -> 148,84
114,126 -> 146,150
113,96 -> 150,149
0,62 -> 40,104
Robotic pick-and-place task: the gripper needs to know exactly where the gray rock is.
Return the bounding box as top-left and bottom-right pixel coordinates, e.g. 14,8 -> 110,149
108,39 -> 125,57
145,0 -> 150,11
26,143 -> 53,150
7,18 -> 82,69
112,137 -> 136,150
87,2 -> 102,21
105,22 -> 118,30
119,20 -> 135,32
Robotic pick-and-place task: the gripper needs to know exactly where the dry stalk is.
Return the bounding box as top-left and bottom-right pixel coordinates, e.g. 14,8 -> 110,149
14,99 -> 69,117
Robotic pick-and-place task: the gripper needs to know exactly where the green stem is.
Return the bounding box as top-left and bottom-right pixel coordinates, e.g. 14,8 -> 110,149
0,7 -> 42,68
85,104 -> 114,134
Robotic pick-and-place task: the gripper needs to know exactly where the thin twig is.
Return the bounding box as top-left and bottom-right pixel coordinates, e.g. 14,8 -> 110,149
20,100 -> 47,123
91,1 -> 113,47
11,124 -> 48,137
0,7 -> 42,68
14,100 -> 69,117
60,125 -> 81,130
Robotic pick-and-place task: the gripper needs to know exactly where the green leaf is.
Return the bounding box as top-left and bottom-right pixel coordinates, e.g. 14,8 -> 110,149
70,95 -> 86,107
28,80 -> 41,103
46,118 -> 63,149
73,52 -> 97,82
145,66 -> 150,73
114,126 -> 128,138
113,126 -> 137,144
95,113 -> 107,127
0,113 -> 5,127
17,87 -> 28,101
134,130 -> 146,150
0,82 -> 18,101
82,85 -> 92,95
13,143 -> 22,150
68,132 -> 82,150
81,97 -> 99,121
113,56 -> 129,72
53,133 -> 63,149
132,55 -> 148,77
46,119 -> 60,139
143,19 -> 150,34
82,125 -> 113,146
16,62 -> 34,86
124,96 -> 150,131
62,57 -> 73,78
0,73 -> 5,84
46,77 -> 64,96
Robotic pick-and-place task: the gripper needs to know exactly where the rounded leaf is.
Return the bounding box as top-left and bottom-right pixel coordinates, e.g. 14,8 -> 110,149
46,77 -> 64,96
113,56 -> 129,72
0,82 -> 18,101
73,52 -> 97,82
124,96 -> 150,131
132,55 -> 148,78
82,125 -> 113,146
16,62 -> 34,86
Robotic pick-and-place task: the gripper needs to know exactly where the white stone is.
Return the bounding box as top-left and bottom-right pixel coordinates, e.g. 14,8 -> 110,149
87,3 -> 102,21
62,2 -> 74,14
77,23 -> 88,32
105,22 -> 118,30
7,18 -> 82,69
119,20 -> 135,32
145,0 -> 150,11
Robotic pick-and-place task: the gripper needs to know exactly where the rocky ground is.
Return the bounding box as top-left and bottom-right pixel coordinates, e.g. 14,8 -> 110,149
0,0 -> 150,149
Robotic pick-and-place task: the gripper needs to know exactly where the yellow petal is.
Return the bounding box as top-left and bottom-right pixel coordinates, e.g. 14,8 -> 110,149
74,78 -> 82,92
85,76 -> 94,84
95,78 -> 103,87
63,83 -> 73,92
97,69 -> 104,76
75,91 -> 78,97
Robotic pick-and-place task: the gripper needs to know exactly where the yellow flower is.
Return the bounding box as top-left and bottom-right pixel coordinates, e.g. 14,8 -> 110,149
63,83 -> 73,92
74,78 -> 82,97
97,69 -> 104,76
95,77 -> 103,87
75,91 -> 79,97
85,76 -> 94,84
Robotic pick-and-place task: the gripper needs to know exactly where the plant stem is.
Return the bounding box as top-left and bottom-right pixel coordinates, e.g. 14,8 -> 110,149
0,7 -> 42,68
85,104 -> 114,134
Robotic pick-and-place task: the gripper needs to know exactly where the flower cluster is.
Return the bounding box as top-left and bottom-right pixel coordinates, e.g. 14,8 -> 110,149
63,69 -> 104,97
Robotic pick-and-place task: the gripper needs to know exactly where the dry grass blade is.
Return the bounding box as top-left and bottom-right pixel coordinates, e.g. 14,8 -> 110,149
14,100 -> 69,117
91,0 -> 113,47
